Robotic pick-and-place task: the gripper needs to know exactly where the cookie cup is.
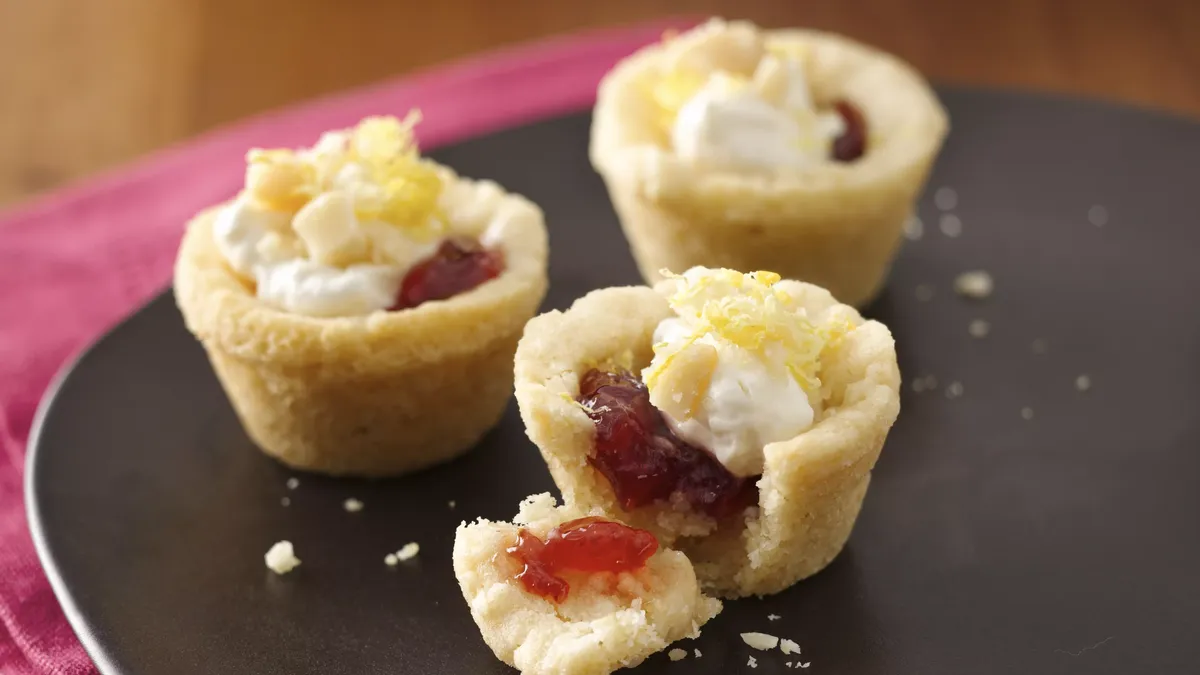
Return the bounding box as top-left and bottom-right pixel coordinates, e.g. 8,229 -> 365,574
589,27 -> 948,307
174,179 -> 548,476
454,493 -> 720,675
514,282 -> 900,597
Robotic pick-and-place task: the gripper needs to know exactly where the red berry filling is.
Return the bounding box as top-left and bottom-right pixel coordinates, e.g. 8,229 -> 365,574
392,236 -> 503,310
831,99 -> 867,162
507,517 -> 659,603
577,369 -> 758,520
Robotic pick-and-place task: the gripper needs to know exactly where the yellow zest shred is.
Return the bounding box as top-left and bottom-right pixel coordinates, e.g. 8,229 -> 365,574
647,268 -> 848,393
346,112 -> 444,240
243,111 -> 444,239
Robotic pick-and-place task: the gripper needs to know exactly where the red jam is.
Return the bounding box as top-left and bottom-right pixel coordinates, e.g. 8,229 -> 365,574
578,369 -> 758,520
507,517 -> 659,603
831,100 -> 867,162
392,237 -> 504,310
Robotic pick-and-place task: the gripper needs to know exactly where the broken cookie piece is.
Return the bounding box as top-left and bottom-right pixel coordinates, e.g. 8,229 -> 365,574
453,493 -> 721,675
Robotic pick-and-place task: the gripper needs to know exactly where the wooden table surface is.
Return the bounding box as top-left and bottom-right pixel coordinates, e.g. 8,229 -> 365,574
1,0 -> 1197,207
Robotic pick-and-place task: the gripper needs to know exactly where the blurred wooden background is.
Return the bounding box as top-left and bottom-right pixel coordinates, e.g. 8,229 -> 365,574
0,0 -> 1197,207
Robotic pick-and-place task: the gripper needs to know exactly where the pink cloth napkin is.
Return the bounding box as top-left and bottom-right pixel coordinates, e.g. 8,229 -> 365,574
0,20 -> 686,673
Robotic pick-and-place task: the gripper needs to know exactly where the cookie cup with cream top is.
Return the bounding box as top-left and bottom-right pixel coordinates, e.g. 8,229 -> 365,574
590,18 -> 948,307
515,268 -> 899,597
175,115 -> 548,476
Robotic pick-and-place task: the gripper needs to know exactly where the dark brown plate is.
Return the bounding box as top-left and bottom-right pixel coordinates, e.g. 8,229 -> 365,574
27,89 -> 1200,674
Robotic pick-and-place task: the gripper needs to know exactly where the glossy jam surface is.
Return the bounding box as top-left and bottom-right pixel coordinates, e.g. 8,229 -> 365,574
578,369 -> 758,519
393,237 -> 503,309
831,100 -> 867,162
507,517 -> 659,603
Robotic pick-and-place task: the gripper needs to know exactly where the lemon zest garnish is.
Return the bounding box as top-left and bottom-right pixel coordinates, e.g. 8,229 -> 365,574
647,268 -> 846,393
242,111 -> 444,239
346,112 -> 445,240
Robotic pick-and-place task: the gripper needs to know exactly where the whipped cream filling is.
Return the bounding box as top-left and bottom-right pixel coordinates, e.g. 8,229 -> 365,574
212,192 -> 433,317
647,316 -> 814,478
256,260 -> 403,318
664,23 -> 845,170
211,115 -> 503,317
642,268 -> 839,479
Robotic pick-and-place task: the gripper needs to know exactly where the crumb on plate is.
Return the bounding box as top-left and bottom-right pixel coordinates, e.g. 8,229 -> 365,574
954,270 -> 993,299
396,542 -> 420,561
742,632 -> 779,650
939,213 -> 962,237
935,186 -> 958,211
265,541 -> 300,575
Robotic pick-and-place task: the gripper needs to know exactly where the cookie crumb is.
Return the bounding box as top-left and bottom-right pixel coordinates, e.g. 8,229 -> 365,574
748,655 -> 758,668
384,553 -> 398,567
914,374 -> 940,393
945,381 -> 964,399
668,648 -> 688,661
1088,205 -> 1109,227
694,648 -> 702,658
767,614 -> 782,621
343,498 -> 364,513
934,187 -> 958,211
1021,407 -> 1034,420
286,477 -> 300,490
915,284 -> 935,302
954,271 -> 993,299
1032,338 -> 1049,355
798,662 -> 811,669
448,500 -> 456,509
280,497 -> 290,507
1075,374 -> 1092,391
968,319 -> 990,338
742,633 -> 780,650
903,215 -> 924,240
780,638 -> 801,655
265,541 -> 300,575
939,213 -> 963,237
396,542 -> 420,561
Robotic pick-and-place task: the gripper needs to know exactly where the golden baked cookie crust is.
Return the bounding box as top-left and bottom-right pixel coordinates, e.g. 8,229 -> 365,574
174,175 -> 548,476
453,493 -> 720,675
589,23 -> 949,307
514,283 -> 900,597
